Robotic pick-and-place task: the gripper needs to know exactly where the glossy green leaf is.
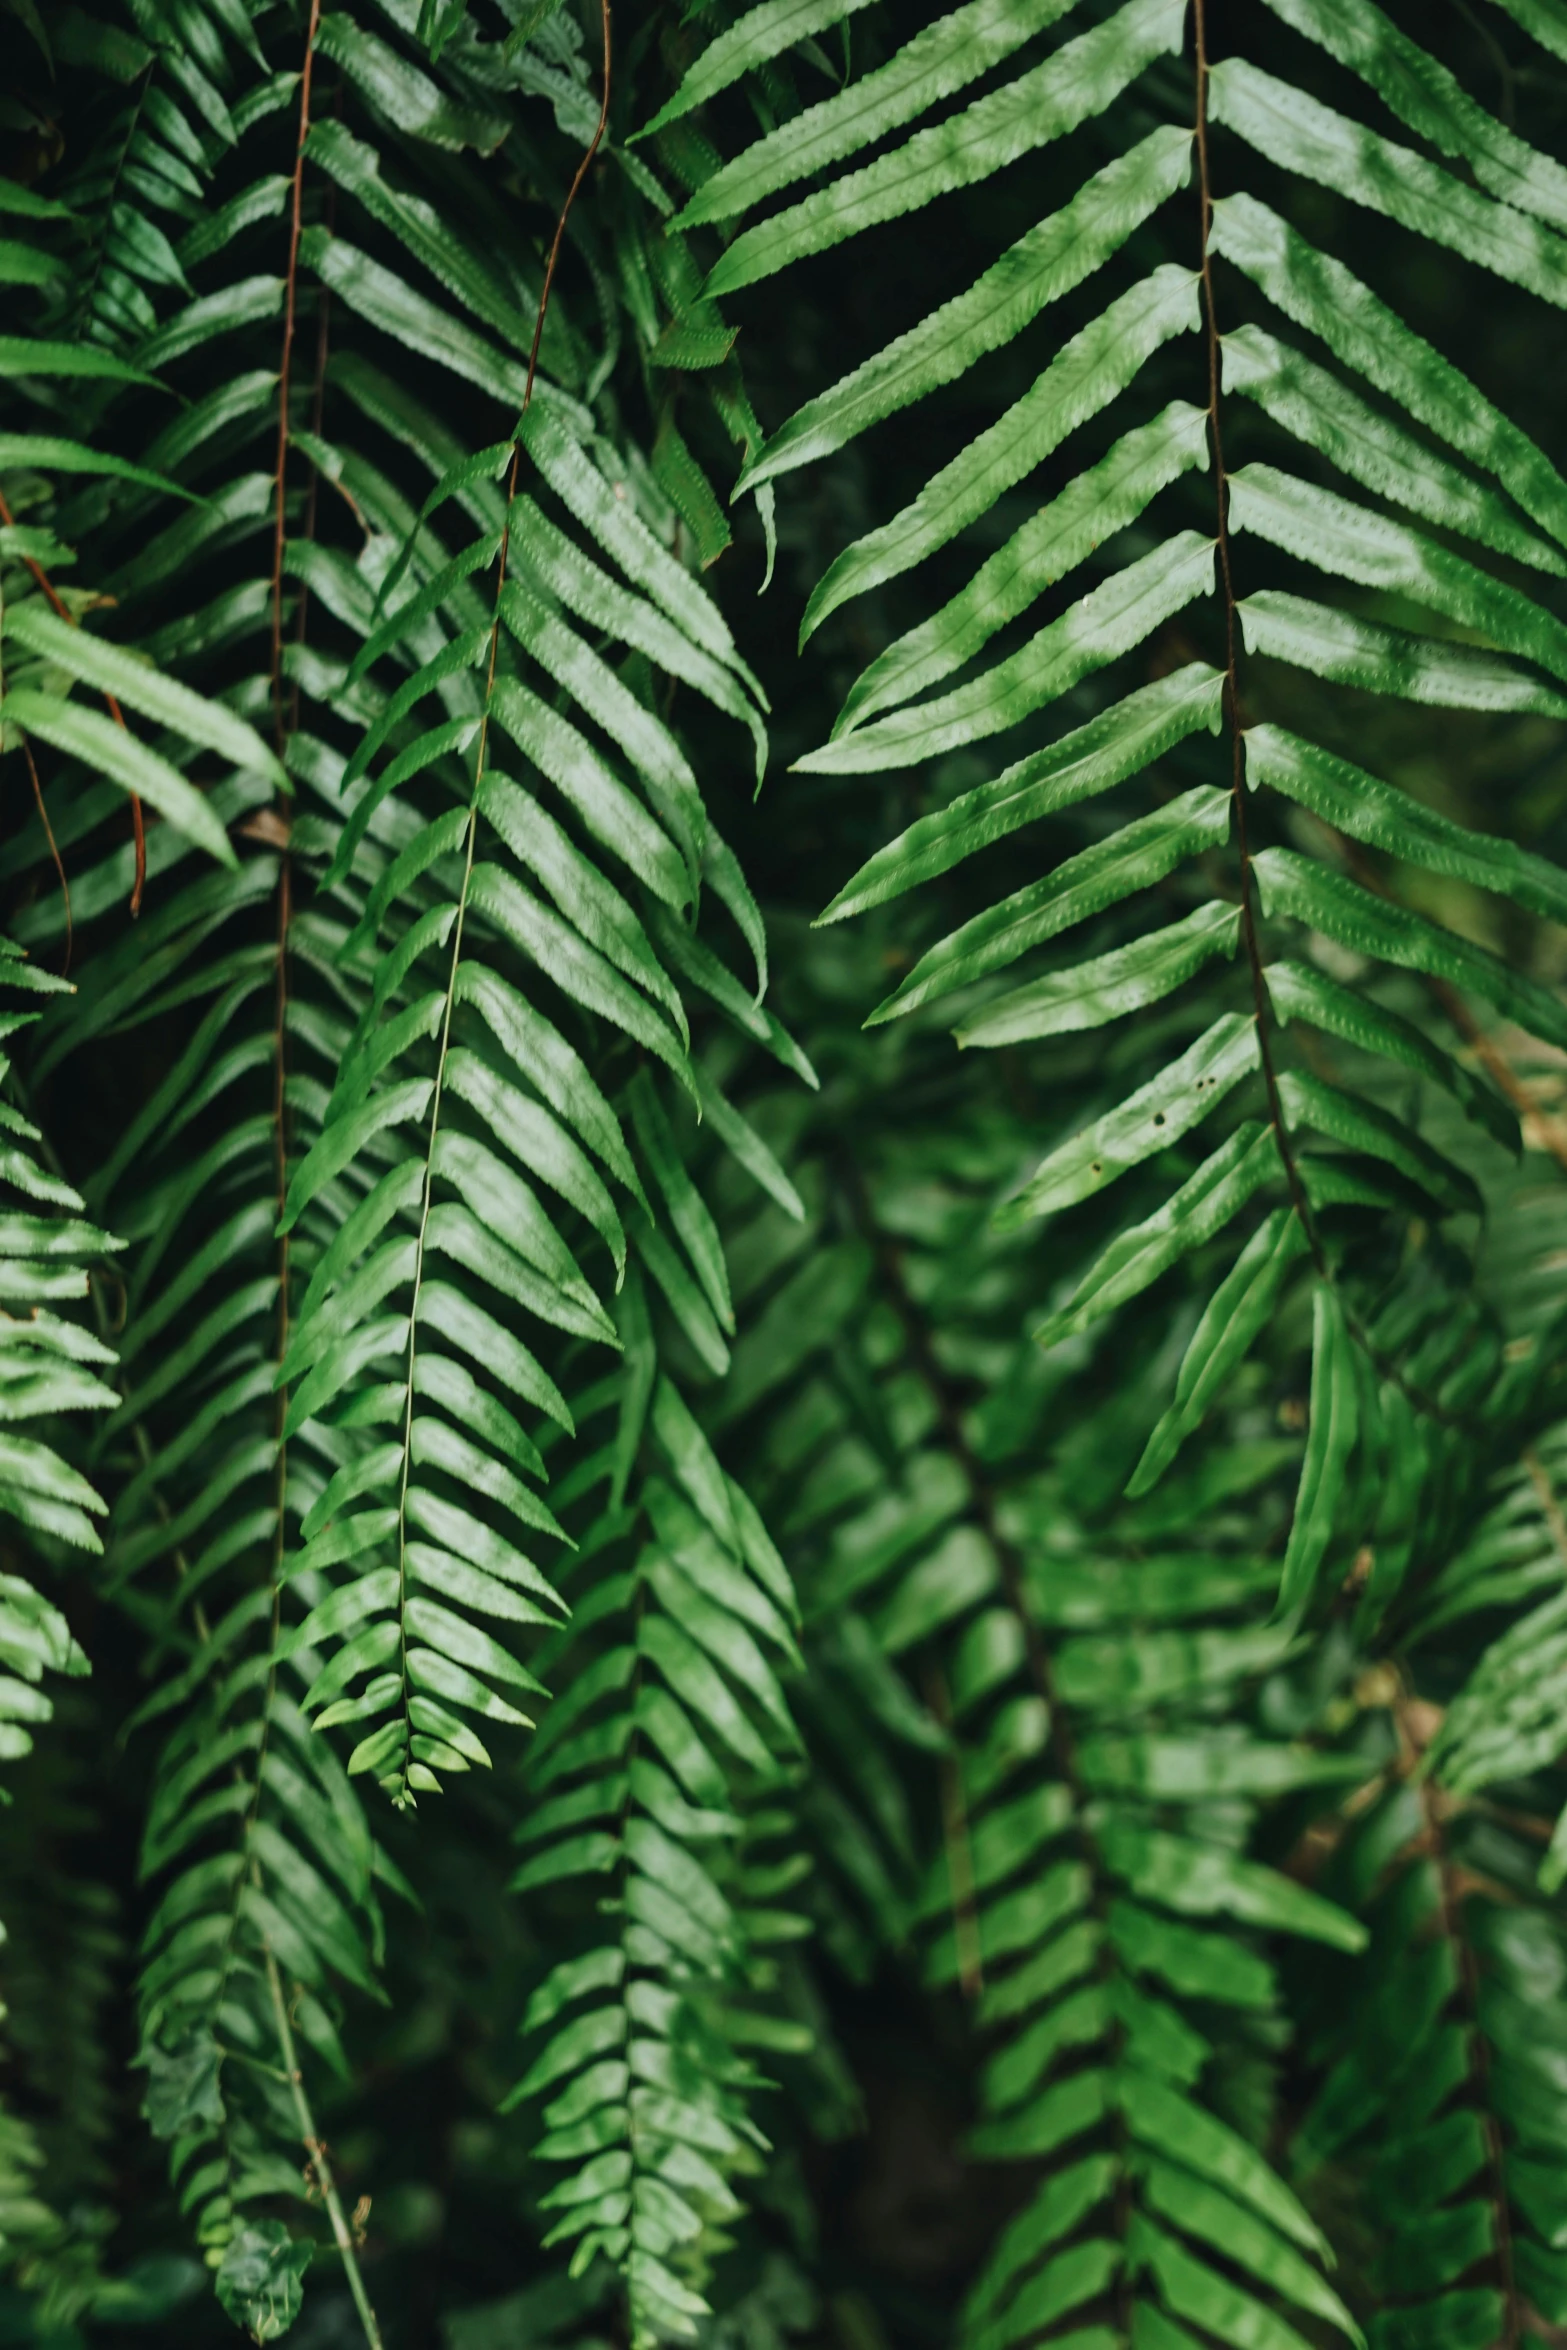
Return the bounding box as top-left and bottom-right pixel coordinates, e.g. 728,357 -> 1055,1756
840,400 -> 1210,734
802,532 -> 1215,775
1210,192 -> 1567,554
640,0 -> 882,138
1240,593 -> 1567,713
710,0 -> 1186,297
1252,848 -> 1567,1052
734,137 -> 1193,495
1211,59 -> 1567,308
1030,1126 -> 1282,1352
1262,0 -> 1567,232
1002,1014 -> 1259,1225
1279,1069 -> 1481,1215
1129,1209 -> 1312,1494
0,690 -> 236,868
872,787 -> 1230,1025
1277,1285 -> 1359,1620
956,902 -> 1240,1051
1249,725 -> 1567,924
795,268 -> 1203,638
1223,328 -> 1565,576
676,0 -> 1081,224
1264,959 -> 1518,1158
821,665 -> 1224,922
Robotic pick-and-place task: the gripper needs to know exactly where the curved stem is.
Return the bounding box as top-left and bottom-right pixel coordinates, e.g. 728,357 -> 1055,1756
19,740 -> 70,977
522,0 -> 612,412
254,18 -> 383,2334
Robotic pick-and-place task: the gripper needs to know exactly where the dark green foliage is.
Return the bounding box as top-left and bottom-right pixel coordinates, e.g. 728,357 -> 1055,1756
5,0 -> 1567,2344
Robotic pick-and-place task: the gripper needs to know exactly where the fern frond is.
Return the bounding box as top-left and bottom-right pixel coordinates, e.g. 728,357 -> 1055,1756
662,0 -> 1567,1623
276,248 -> 797,1797
0,935 -> 114,1673
701,1024 -> 1367,2347
0,938 -> 116,2311
507,1368 -> 804,2348
1294,1767 -> 1566,2345
14,0 -> 1567,2337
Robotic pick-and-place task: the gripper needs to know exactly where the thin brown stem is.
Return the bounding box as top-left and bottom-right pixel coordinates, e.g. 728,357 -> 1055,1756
21,740 -> 70,976
1437,979 -> 1567,1177
1,510 -> 73,623
0,485 -> 145,915
287,102 -> 337,743
522,0 -> 611,412
271,0 -> 323,750
251,17 -> 384,2338
1526,1443 -> 1567,1568
1328,827 -> 1567,1181
1192,1 -> 1321,1270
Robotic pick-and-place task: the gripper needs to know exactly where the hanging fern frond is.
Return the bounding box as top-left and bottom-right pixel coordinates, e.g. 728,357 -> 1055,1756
701,1014 -> 1369,2350
1293,1761 -> 1567,2346
12,758 -> 396,2332
5,0 -> 812,2325
0,936 -> 117,2310
276,391 -> 796,1803
507,1365 -> 805,2349
664,0 -> 1567,1617
0,935 -> 113,1701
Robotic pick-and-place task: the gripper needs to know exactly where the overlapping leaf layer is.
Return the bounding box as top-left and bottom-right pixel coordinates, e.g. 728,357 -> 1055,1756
4,0 -> 1567,2343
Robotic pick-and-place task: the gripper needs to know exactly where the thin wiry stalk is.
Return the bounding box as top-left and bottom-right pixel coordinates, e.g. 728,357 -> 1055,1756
264,1952 -> 386,2350
0,485 -> 144,914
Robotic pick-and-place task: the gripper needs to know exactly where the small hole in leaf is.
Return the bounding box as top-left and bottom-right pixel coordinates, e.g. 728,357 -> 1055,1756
1153,1113 -> 1166,1126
